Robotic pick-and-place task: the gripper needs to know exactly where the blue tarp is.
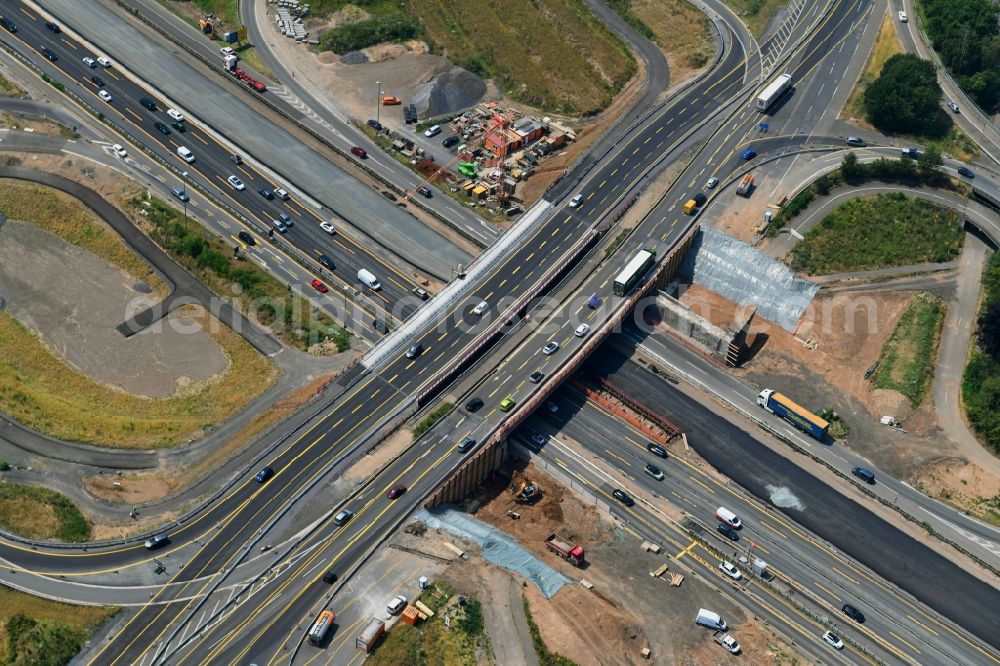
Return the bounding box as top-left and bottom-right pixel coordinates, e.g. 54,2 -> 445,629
679,228 -> 819,332
416,506 -> 570,599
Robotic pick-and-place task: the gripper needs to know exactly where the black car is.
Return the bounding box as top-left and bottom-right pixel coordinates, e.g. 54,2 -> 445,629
317,254 -> 334,270
528,370 -> 544,384
172,121 -> 186,132
406,343 -> 423,359
443,135 -> 460,148
140,97 -> 157,111
1,18 -> 17,33
254,466 -> 274,483
322,570 -> 338,584
717,523 -> 740,541
417,186 -> 433,198
841,604 -> 865,623
465,397 -> 484,412
45,22 -> 60,33
231,154 -> 242,165
957,166 -> 974,178
237,230 -> 256,246
258,187 -> 274,200
144,534 -> 169,550
90,75 -> 106,87
457,436 -> 476,453
646,443 -> 668,459
367,119 -> 382,131
42,47 -> 58,62
612,488 -> 635,507
154,121 -> 171,135
373,320 -> 389,334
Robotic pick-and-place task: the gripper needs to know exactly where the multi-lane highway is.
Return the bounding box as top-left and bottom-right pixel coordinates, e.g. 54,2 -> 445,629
0,1 -> 454,321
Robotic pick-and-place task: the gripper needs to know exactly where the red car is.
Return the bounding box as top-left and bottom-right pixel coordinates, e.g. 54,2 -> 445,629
351,146 -> 367,158
387,485 -> 407,500
310,279 -> 328,293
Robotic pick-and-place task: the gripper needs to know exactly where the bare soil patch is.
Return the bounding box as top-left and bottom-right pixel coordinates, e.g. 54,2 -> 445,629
911,457 -> 1000,526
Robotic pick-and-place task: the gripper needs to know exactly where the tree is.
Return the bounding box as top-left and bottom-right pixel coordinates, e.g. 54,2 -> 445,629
977,300 -> 1000,360
840,151 -> 865,184
864,54 -> 948,137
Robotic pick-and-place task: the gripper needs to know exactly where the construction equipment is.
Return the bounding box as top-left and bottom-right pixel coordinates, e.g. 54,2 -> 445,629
198,16 -> 215,37
510,471 -> 541,503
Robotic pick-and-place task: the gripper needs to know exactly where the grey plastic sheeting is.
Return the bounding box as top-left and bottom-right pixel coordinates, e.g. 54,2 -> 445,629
416,506 -> 570,599
678,229 -> 819,332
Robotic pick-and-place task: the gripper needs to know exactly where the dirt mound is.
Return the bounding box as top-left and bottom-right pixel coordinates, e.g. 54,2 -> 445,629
412,65 -> 487,117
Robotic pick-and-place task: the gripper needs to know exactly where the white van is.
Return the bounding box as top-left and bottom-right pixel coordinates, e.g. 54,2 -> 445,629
176,146 -> 195,163
715,507 -> 742,529
357,268 -> 381,291
695,608 -> 727,631
424,124 -> 441,138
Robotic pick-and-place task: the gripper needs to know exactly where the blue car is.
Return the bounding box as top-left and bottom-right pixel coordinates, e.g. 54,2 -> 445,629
742,149 -> 757,160
255,466 -> 274,483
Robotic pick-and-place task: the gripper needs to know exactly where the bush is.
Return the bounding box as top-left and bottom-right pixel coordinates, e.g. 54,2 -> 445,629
412,403 -> 454,440
319,14 -> 419,53
6,613 -> 89,666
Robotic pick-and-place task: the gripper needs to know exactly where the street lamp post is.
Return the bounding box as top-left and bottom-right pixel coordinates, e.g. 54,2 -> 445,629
376,81 -> 382,133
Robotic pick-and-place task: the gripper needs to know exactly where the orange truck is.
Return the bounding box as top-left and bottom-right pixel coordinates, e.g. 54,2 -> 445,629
736,173 -> 754,196
356,617 -> 385,653
382,96 -> 401,105
307,609 -> 335,645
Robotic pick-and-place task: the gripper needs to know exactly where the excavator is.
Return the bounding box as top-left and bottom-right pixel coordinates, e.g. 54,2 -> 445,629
510,471 -> 541,504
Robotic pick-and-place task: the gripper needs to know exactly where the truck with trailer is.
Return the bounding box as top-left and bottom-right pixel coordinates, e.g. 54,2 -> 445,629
755,73 -> 792,112
355,617 -> 385,653
757,388 -> 829,440
545,533 -> 585,567
736,173 -> 754,196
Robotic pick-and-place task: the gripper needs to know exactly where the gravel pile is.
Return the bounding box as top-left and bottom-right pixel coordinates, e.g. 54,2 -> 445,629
340,51 -> 368,64
412,65 -> 486,117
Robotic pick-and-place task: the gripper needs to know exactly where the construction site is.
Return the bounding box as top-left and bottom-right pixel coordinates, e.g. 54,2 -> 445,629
372,102 -> 577,217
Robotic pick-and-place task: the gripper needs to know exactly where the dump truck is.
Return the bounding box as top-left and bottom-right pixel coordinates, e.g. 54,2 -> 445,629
736,173 -> 754,196
545,533 -> 585,567
355,617 -> 385,653
757,389 -> 829,440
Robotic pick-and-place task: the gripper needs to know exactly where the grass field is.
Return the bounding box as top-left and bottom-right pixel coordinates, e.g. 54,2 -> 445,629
318,0 -> 636,115
873,292 -> 945,406
0,483 -> 90,542
625,0 -> 714,75
843,12 -> 902,121
0,181 -> 168,298
723,0 -> 786,38
0,585 -> 117,666
367,581 -> 492,666
788,193 -> 964,275
0,73 -> 23,95
0,306 -> 276,448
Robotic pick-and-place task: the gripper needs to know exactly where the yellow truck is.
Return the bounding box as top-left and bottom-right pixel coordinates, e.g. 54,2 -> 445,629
683,199 -> 697,215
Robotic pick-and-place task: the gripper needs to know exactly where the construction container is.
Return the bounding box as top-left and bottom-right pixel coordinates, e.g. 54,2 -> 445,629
401,605 -> 419,625
355,617 -> 385,653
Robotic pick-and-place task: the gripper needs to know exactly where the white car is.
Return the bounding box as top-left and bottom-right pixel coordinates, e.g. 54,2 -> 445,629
574,323 -> 590,337
112,143 -> 127,158
82,56 -> 96,68
706,176 -> 719,189
220,46 -> 235,56
97,56 -> 111,67
543,341 -> 559,355
274,187 -> 289,200
719,560 -> 742,581
898,9 -> 907,21
386,595 -> 407,615
227,175 -> 245,191
720,635 -> 741,654
472,300 -> 489,316
320,221 -> 336,235
166,108 -> 185,122
948,100 -> 960,113
568,194 -> 583,208
822,631 -> 844,649
97,89 -> 112,102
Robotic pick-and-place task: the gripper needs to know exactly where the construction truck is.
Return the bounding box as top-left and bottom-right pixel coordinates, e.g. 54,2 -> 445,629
545,533 -> 585,567
510,471 -> 541,504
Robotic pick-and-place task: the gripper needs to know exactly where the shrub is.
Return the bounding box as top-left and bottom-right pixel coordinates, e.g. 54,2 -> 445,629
319,14 -> 419,54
